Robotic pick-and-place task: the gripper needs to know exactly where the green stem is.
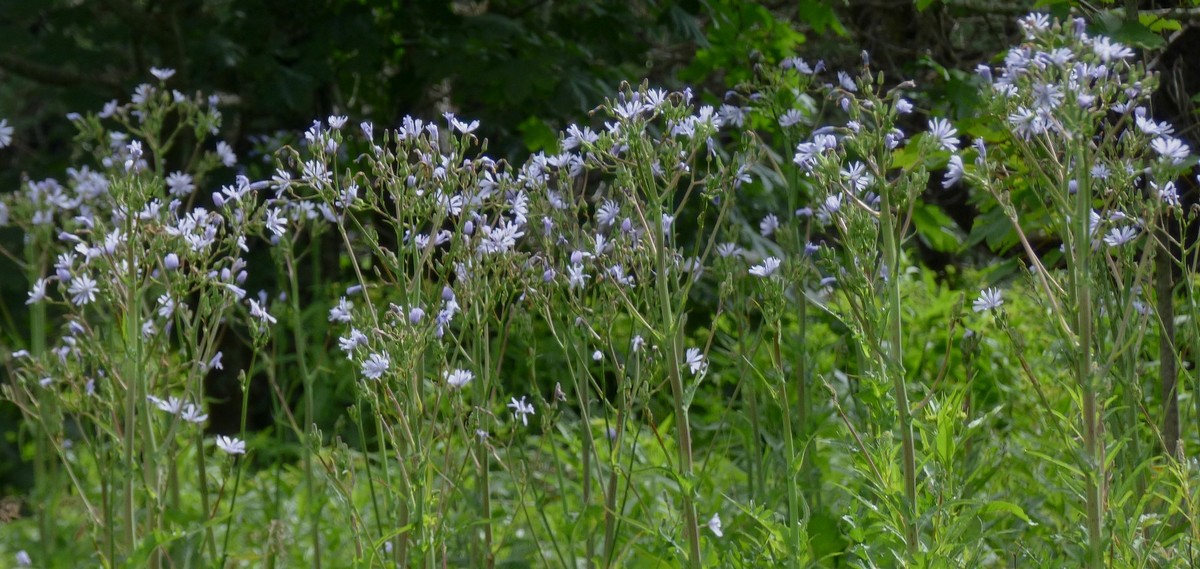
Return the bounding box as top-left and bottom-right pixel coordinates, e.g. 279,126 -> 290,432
655,230 -> 701,568
879,189 -> 917,556
285,248 -> 321,569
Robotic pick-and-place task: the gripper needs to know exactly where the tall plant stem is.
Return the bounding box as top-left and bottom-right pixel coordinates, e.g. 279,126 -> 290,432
285,250 -> 321,569
656,238 -> 701,568
878,191 -> 917,556
27,246 -> 51,563
1072,153 -> 1102,568
1156,232 -> 1178,456
773,328 -> 802,569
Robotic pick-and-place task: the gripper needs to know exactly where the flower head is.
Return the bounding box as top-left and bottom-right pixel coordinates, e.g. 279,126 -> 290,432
445,368 -> 474,389
972,288 -> 1003,312
507,396 -> 535,426
749,257 -> 781,278
927,118 -> 960,152
216,435 -> 246,455
684,347 -> 707,376
362,352 -> 390,380
706,513 -> 723,537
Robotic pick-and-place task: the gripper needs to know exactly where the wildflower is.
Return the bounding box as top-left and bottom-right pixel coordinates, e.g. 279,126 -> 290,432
16,550 -> 31,567
339,329 -> 368,356
68,273 -> 99,305
779,109 -> 804,128
567,263 -> 589,289
972,288 -> 1004,312
248,299 -> 277,325
759,214 -> 779,237
1092,36 -> 1134,62
264,207 -> 287,237
928,118 -> 960,152
507,396 -> 536,426
1152,181 -> 1180,207
362,352 -> 390,380
149,67 -> 175,81
837,71 -> 857,92
1103,225 -> 1138,248
684,348 -> 707,376
329,297 -> 353,323
181,403 -> 208,424
943,155 -> 964,188
327,115 -> 348,130
0,119 -> 14,149
716,242 -> 742,258
1151,136 -> 1189,165
216,435 -> 246,455
706,513 -> 723,537
445,368 -> 474,389
895,99 -> 913,114
215,141 -> 237,167
749,257 -> 781,277
597,200 -> 619,227
148,395 -> 184,414
592,350 -> 603,362
26,278 -> 46,305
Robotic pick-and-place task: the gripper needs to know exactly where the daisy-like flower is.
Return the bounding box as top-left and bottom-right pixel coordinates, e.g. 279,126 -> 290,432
149,67 -> 176,81
339,329 -> 368,356
1151,136 -> 1189,165
329,297 -> 353,323
597,200 -> 619,227
68,273 -> 99,305
927,118 -> 960,152
684,348 -> 707,376
567,263 -> 589,290
778,109 -> 804,128
248,299 -> 277,325
181,403 -> 208,424
445,368 -> 474,389
1092,36 -> 1134,62
215,141 -> 237,167
749,257 -> 781,277
216,435 -> 246,455
264,207 -> 286,237
165,171 -> 194,197
507,396 -> 535,426
706,513 -> 723,537
943,155 -> 964,188
0,119 -> 13,149
972,288 -> 1003,312
16,550 -> 32,567
327,115 -> 349,130
759,214 -> 779,237
26,278 -> 47,305
147,395 -> 184,414
362,352 -> 390,380
1103,225 -> 1138,248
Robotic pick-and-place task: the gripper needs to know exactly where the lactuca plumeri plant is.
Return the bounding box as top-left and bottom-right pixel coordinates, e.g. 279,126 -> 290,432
1,70 -> 307,566
958,13 -> 1195,565
275,80 -> 754,567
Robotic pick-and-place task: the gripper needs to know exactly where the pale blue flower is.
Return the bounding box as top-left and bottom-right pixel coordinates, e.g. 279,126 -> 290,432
216,435 -> 245,455
972,288 -> 1003,312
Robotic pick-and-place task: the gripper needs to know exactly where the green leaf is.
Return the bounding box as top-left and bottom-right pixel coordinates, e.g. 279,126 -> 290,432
912,201 -> 963,253
981,500 -> 1037,525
